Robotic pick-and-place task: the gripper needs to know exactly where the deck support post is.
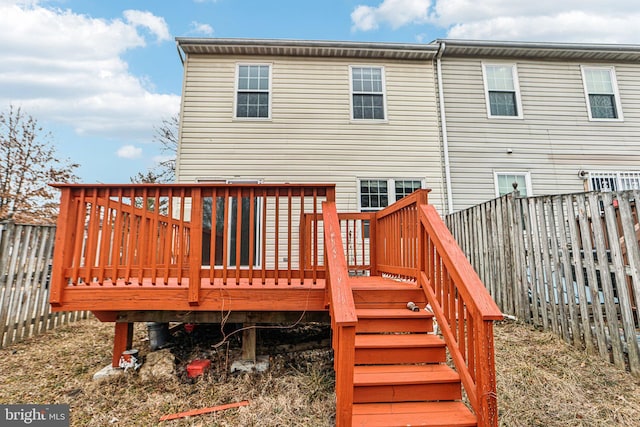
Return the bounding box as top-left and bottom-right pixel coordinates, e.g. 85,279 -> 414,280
241,323 -> 256,361
112,322 -> 134,367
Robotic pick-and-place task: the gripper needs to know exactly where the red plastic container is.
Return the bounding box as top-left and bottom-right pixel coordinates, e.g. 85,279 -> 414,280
187,359 -> 211,378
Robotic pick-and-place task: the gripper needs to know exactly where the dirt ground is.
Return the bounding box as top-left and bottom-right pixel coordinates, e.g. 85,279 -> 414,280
0,318 -> 639,426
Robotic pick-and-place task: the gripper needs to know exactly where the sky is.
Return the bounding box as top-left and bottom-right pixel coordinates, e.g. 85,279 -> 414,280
2,0 -> 640,184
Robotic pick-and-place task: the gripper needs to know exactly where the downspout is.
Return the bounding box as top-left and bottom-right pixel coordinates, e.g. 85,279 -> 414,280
436,42 -> 454,214
175,41 -> 187,182
176,41 -> 185,66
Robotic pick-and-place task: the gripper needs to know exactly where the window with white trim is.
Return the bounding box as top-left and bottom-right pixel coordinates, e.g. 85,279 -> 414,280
482,64 -> 523,118
588,171 -> 640,191
236,64 -> 270,119
581,66 -> 623,120
351,66 -> 386,120
359,178 -> 423,212
494,172 -> 531,196
359,178 -> 423,238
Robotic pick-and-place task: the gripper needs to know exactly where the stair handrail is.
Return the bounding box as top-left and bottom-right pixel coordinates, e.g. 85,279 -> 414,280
419,204 -> 503,426
322,201 -> 357,427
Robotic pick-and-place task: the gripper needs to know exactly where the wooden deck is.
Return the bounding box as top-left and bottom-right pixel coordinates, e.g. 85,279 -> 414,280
49,184 -> 502,426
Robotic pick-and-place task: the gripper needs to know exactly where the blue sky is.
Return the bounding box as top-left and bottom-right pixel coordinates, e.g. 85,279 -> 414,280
2,0 -> 640,183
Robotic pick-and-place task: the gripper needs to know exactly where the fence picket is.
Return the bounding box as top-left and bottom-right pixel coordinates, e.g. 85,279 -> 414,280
0,222 -> 87,348
587,192 -> 625,369
446,190 -> 640,376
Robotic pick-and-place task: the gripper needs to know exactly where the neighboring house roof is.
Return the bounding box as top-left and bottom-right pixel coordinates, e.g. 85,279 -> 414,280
432,39 -> 640,62
176,37 -> 438,60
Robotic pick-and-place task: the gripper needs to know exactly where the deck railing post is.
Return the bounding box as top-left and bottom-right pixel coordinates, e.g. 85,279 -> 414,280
50,187 -> 77,306
188,188 -> 203,305
335,325 -> 355,426
368,213 -> 378,276
475,320 -> 499,426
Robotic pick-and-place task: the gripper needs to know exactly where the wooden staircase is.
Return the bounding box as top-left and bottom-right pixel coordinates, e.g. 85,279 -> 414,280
349,278 -> 477,427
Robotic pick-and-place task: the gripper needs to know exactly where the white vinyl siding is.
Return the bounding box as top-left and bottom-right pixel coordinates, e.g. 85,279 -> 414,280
178,54 -> 444,214
350,66 -> 386,121
494,172 -> 531,196
441,58 -> 640,212
482,63 -> 523,118
581,66 -> 623,121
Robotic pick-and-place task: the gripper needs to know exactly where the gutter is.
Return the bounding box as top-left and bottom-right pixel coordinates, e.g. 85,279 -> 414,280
436,41 -> 454,214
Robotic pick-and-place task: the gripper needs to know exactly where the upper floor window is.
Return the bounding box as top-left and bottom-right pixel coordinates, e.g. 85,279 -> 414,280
351,66 -> 386,120
482,64 -> 523,118
494,172 -> 531,197
236,64 -> 270,119
581,66 -> 623,121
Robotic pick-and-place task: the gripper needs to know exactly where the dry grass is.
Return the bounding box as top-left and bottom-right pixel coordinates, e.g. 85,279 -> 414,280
494,321 -> 640,426
0,317 -> 639,426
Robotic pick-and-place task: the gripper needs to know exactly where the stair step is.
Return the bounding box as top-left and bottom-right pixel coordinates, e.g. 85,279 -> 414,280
354,364 -> 460,386
352,401 -> 477,426
355,334 -> 445,365
353,364 -> 462,403
353,288 -> 426,309
356,308 -> 433,333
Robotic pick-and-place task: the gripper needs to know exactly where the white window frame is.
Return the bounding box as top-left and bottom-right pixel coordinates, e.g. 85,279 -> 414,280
494,171 -> 532,197
580,65 -> 623,122
234,63 -> 272,120
587,171 -> 640,191
349,65 -> 388,122
482,63 -> 524,119
357,178 -> 425,212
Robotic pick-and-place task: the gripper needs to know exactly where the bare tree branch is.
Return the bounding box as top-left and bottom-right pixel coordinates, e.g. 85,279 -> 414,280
0,105 -> 78,223
131,114 -> 178,183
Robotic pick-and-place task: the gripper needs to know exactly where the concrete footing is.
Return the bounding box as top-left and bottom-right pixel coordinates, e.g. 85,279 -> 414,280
92,365 -> 124,381
230,355 -> 269,373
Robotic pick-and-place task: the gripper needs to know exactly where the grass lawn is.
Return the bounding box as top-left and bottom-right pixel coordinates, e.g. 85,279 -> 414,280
1,317 -> 639,426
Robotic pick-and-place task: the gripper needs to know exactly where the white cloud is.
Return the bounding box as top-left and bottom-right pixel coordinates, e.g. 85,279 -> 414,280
0,1 -> 180,140
352,0 -> 640,44
352,0 -> 431,31
123,9 -> 171,42
190,21 -> 214,36
446,11 -> 640,43
429,0 -> 640,43
117,145 -> 143,159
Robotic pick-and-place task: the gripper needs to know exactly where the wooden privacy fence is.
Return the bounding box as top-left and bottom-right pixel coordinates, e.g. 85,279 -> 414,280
0,221 -> 89,348
446,190 -> 640,375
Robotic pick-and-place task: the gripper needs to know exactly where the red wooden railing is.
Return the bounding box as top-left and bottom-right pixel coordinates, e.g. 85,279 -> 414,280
50,183 -> 335,307
419,204 -> 503,426
301,212 -> 376,274
374,189 -> 502,426
322,202 -> 357,426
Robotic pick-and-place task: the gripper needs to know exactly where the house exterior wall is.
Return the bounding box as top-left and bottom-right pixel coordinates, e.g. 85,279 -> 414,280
441,56 -> 640,212
176,53 -> 445,213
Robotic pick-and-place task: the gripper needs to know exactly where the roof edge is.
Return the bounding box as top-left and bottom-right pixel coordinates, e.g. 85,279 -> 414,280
175,37 -> 438,60
435,38 -> 640,52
